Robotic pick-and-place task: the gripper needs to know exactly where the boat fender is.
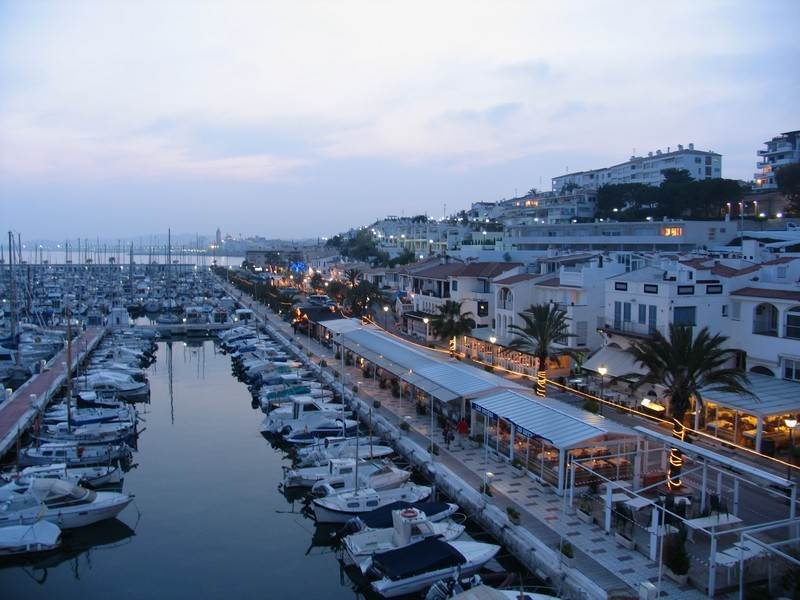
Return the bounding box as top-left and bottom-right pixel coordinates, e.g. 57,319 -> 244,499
400,508 -> 417,519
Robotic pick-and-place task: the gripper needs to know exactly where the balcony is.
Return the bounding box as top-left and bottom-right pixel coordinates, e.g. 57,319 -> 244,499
602,320 -> 659,338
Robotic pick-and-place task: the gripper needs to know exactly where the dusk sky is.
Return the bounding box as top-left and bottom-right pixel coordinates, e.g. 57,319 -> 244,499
1,1 -> 798,241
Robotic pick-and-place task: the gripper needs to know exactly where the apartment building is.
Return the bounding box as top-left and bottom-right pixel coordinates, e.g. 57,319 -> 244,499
753,130 -> 800,190
552,144 -> 722,192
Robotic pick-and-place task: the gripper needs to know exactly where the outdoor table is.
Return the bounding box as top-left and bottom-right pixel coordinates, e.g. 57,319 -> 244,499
625,496 -> 653,511
684,513 -> 743,541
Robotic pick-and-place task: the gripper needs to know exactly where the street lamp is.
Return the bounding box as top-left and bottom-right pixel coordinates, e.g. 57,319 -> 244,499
786,416 -> 797,480
597,365 -> 607,415
489,336 -> 497,365
382,305 -> 389,329
423,317 -> 429,340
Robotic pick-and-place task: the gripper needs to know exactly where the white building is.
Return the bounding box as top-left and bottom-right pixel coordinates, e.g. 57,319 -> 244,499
552,144 -> 722,192
753,130 -> 800,190
503,219 -> 736,253
500,189 -> 597,225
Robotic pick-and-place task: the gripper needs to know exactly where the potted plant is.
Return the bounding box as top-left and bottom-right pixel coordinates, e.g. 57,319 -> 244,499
559,540 -> 575,568
469,434 -> 483,449
319,359 -> 327,368
391,380 -> 401,398
373,399 -> 381,409
429,442 -> 439,456
399,421 -> 410,432
511,457 -> 526,478
352,384 -> 359,395
479,482 -> 493,496
576,492 -> 594,523
663,531 -> 690,585
379,378 -> 388,389
506,506 -> 521,525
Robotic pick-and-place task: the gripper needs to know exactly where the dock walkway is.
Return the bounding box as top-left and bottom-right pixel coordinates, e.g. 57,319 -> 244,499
0,327 -> 105,459
228,289 -> 707,599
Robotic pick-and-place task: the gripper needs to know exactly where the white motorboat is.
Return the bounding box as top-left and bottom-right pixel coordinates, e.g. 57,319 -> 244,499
434,584 -> 558,600
311,463 -> 411,496
295,438 -> 394,467
33,420 -> 135,445
18,443 -> 131,467
365,539 -> 500,598
313,484 -> 431,524
43,404 -> 136,426
73,371 -> 149,398
285,459 -> 410,493
343,507 -> 465,570
0,521 -> 62,556
1,463 -> 123,489
0,479 -> 132,529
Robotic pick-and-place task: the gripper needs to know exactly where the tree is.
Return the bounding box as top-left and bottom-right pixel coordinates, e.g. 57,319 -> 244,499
346,280 -> 382,316
776,163 -> 800,213
622,325 -> 750,491
508,303 -> 578,398
429,300 -> 474,342
326,280 -> 347,303
343,268 -> 363,287
309,272 -> 324,292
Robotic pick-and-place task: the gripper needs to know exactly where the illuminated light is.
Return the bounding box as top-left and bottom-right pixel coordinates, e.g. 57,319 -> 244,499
759,212 -> 766,218
777,213 -> 783,218
613,208 -> 619,212
597,366 -> 607,377
661,226 -> 683,237
422,317 -> 429,324
536,370 -> 547,398
489,336 -> 496,344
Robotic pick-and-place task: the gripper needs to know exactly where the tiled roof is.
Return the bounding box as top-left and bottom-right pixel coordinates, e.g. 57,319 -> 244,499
494,273 -> 538,285
730,287 -> 800,301
410,263 -> 467,279
537,277 -> 562,287
460,262 -> 521,278
710,264 -> 761,277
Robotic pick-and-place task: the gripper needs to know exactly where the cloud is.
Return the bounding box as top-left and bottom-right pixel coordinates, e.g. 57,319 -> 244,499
0,113 -> 310,181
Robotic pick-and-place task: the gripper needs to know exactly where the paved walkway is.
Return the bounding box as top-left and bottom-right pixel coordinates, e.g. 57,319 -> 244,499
0,327 -> 104,458
229,289 -> 707,599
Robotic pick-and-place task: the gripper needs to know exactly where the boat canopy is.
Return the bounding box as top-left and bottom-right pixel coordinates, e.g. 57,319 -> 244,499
372,537 -> 465,581
359,501 -> 452,530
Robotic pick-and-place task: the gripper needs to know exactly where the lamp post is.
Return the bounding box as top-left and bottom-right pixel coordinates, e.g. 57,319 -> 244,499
489,336 -> 496,365
786,416 -> 798,481
597,365 -> 607,415
423,317 -> 429,341
382,305 -> 389,329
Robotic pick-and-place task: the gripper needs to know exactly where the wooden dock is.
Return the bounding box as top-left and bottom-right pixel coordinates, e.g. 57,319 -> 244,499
0,326 -> 106,460
129,322 -> 237,336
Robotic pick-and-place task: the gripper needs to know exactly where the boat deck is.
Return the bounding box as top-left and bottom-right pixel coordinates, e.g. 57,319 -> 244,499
0,327 -> 106,460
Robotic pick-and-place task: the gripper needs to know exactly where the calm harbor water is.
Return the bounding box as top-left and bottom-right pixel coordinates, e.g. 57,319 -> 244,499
1,340 -> 358,600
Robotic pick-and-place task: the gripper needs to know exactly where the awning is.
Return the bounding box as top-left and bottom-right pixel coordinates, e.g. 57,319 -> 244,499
701,373 -> 800,418
583,345 -> 646,380
472,389 -> 637,450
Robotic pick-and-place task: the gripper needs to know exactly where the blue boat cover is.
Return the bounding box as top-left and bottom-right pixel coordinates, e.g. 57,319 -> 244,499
371,538 -> 465,581
359,501 -> 451,529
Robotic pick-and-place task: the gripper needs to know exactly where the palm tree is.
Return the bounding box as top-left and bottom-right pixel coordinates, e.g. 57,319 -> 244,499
429,300 -> 474,344
508,303 -> 578,398
309,272 -> 324,292
343,268 -> 363,287
622,325 -> 750,491
346,280 -> 382,317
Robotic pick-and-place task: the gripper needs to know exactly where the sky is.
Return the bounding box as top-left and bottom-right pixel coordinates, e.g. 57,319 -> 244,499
1,1 -> 798,241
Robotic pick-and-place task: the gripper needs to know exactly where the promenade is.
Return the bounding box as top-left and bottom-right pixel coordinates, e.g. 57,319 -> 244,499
230,289 -> 708,599
0,327 -> 105,459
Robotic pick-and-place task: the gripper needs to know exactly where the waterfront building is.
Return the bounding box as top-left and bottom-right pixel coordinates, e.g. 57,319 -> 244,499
753,129 -> 800,190
552,143 -> 722,192
502,218 -> 736,253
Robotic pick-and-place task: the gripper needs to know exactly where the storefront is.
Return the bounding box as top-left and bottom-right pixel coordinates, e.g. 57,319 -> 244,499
471,389 -> 639,493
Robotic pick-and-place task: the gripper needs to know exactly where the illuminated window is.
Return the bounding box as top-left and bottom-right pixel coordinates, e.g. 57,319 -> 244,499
662,227 -> 683,237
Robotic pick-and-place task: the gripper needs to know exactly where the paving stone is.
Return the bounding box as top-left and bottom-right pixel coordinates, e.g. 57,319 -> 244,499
619,568 -> 635,574
590,537 -> 605,543
617,555 -> 633,562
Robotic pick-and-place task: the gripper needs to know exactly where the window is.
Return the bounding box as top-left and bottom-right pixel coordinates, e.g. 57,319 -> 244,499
731,301 -> 741,320
644,284 -> 658,294
784,357 -> 800,382
648,305 -> 658,332
706,284 -> 723,294
662,227 -> 683,237
451,280 -> 458,291
477,301 -> 489,317
722,304 -> 729,317
615,282 -> 628,291
623,302 -> 632,322
638,304 -> 647,324
674,306 -> 696,326
786,307 -> 800,339
705,167 -> 712,177
778,267 -> 787,279
677,285 -> 695,295
695,157 -> 702,164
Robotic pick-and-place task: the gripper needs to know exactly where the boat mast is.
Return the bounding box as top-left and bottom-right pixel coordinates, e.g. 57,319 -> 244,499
65,300 -> 73,433
8,232 -> 19,366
